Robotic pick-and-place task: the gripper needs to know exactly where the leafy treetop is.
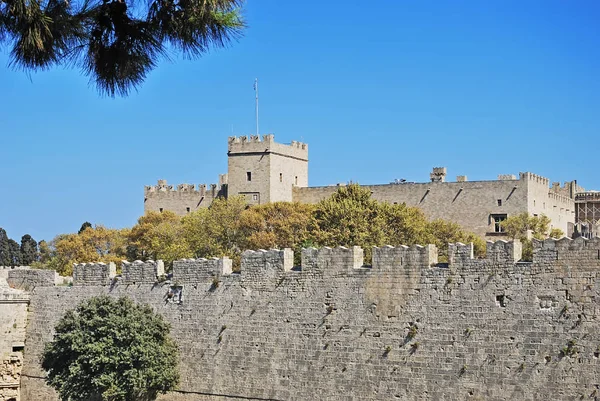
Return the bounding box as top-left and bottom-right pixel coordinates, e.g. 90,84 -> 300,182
42,295 -> 179,401
0,0 -> 245,96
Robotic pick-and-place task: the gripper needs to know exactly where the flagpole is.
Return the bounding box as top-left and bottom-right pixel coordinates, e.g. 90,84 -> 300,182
254,78 -> 259,136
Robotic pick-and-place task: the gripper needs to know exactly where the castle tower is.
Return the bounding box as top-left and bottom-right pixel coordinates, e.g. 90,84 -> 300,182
227,134 -> 308,204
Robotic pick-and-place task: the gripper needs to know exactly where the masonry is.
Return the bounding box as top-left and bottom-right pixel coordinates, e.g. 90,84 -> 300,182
4,237 -> 600,400
145,135 -> 585,240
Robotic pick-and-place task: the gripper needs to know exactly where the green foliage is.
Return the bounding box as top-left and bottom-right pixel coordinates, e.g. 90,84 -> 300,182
43,185 -> 490,271
40,226 -> 129,275
1,0 -> 245,96
78,222 -> 93,234
239,201 -> 316,265
20,234 -> 38,265
182,196 -> 247,267
42,296 -> 179,401
501,213 -> 560,261
7,238 -> 21,266
0,228 -> 10,266
128,211 -> 192,269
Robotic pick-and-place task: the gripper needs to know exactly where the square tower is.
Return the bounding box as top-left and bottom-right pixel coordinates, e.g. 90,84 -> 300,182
227,134 -> 308,204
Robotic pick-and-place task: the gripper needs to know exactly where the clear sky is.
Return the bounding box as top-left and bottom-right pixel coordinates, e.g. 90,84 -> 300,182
1,0 -> 599,242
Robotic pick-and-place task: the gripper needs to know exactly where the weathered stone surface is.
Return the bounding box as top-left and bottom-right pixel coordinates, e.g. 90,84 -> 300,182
9,240 -> 600,400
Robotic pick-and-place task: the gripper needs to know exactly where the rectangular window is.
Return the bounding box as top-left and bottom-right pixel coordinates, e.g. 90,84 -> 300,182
491,214 -> 507,233
497,199 -> 502,206
280,173 -> 283,183
159,208 -> 163,213
252,194 -> 258,201
186,207 -> 190,213
246,172 -> 252,181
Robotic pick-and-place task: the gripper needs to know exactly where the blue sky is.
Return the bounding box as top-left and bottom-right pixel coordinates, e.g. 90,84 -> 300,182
1,0 -> 599,242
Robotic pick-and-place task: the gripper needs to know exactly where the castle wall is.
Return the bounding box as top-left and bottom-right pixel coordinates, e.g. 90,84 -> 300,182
144,181 -> 227,216
16,239 -> 600,401
294,173 -> 578,239
294,177 -> 529,239
524,173 -> 575,235
0,271 -> 30,401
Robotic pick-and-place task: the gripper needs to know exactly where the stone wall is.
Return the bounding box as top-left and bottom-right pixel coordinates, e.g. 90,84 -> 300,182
144,180 -> 227,216
0,275 -> 29,401
17,238 -> 600,401
293,172 -> 576,239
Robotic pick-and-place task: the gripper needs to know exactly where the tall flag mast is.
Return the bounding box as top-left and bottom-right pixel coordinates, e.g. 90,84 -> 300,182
254,78 -> 259,136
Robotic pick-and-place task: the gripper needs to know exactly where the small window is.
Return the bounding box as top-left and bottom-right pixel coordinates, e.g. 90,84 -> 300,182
159,208 -> 163,213
497,199 -> 502,206
12,346 -> 24,353
295,176 -> 298,185
279,173 -> 283,183
534,200 -> 536,207
491,214 -> 507,233
246,172 -> 252,181
186,207 -> 190,213
252,194 -> 258,201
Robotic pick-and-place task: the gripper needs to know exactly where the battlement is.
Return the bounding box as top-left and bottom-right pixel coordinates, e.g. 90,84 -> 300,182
449,240 -> 523,266
547,191 -> 574,206
6,269 -> 57,290
301,246 -> 365,275
575,191 -> 600,202
228,134 -> 308,161
172,257 -> 232,283
121,260 -> 165,284
27,238 -> 600,290
519,172 -> 550,187
144,180 -> 224,195
73,262 -> 116,286
532,236 -> 600,264
372,244 -> 437,271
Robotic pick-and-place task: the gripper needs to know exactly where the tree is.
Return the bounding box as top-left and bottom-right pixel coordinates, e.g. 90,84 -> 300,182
49,226 -> 130,275
7,238 -> 22,266
0,228 -> 10,266
78,222 -> 93,234
312,184 -> 387,258
42,296 -> 179,401
239,202 -> 315,264
426,219 -> 486,259
182,196 -> 247,266
128,211 -> 191,267
20,234 -> 39,265
0,0 -> 245,96
501,213 -> 564,261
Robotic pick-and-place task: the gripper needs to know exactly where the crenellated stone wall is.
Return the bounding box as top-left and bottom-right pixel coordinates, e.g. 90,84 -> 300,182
9,238 -> 600,401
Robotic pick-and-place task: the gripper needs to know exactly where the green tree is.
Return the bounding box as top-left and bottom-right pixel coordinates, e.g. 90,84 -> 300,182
42,296 -> 179,401
182,196 -> 247,266
312,184 -> 387,259
128,211 -> 191,267
0,0 -> 245,96
501,213 -> 563,261
38,240 -> 53,263
78,222 -> 93,234
20,234 -> 39,265
47,226 -> 130,275
426,219 -> 486,260
7,238 -> 22,266
0,228 -> 10,266
239,202 -> 316,264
